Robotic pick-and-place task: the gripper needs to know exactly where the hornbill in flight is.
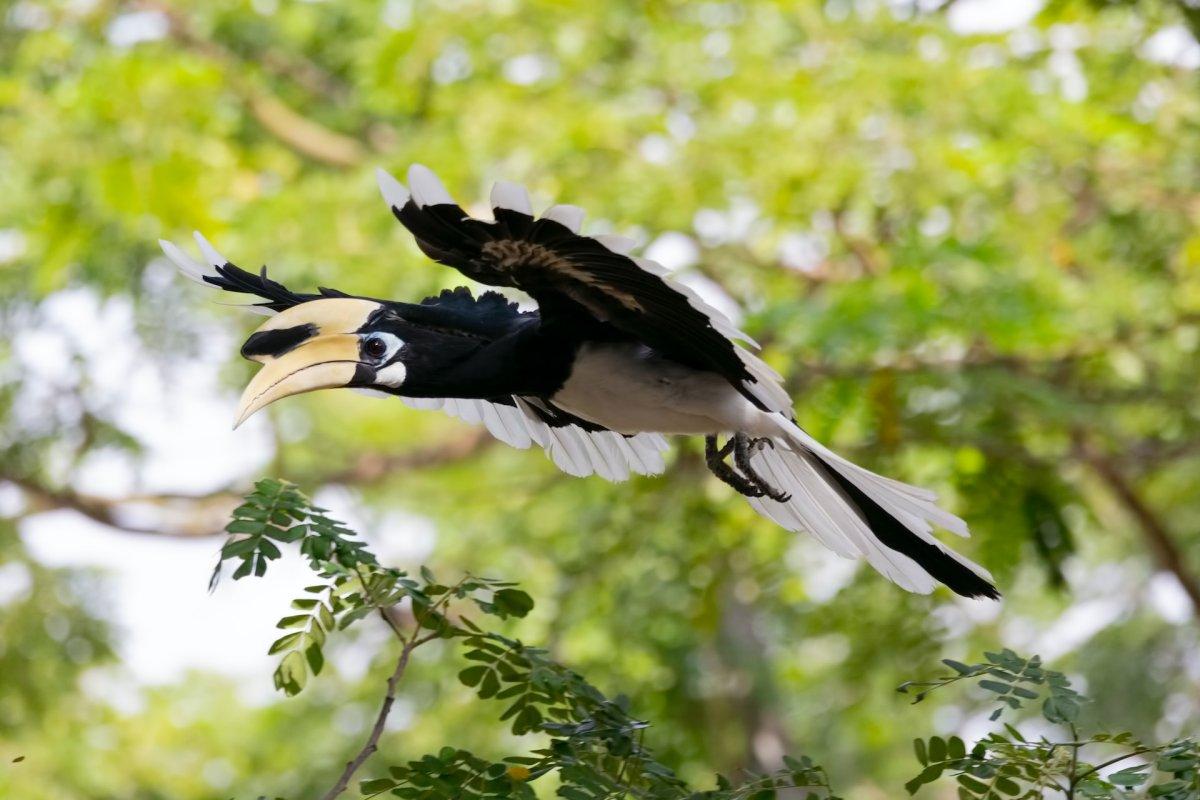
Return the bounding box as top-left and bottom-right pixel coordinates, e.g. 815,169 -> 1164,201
160,165 -> 998,600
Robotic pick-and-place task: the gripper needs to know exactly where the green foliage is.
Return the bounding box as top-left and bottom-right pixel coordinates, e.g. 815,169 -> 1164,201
215,477 -> 376,587
221,480 -> 837,799
901,654 -> 1200,798
899,650 -> 1083,723
217,482 -> 1200,799
6,1 -> 1200,797
215,479 -> 532,696
0,524 -> 113,735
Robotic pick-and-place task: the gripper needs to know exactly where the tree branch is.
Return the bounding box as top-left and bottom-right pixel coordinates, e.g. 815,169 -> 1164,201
247,94 -> 364,168
788,311 -> 1200,382
138,0 -> 376,168
317,430 -> 492,485
2,430 -> 493,538
2,474 -> 239,538
1075,434 -> 1200,614
319,637 -> 418,800
1171,1 -> 1200,44
138,0 -> 349,98
318,570 -> 478,798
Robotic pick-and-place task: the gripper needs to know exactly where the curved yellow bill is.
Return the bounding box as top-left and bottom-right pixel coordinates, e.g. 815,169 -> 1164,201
233,334 -> 361,429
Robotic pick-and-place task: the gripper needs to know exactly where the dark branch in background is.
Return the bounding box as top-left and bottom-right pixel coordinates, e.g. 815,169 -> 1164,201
134,0 -> 350,98
134,0 -> 376,167
717,586 -> 795,774
787,311 -> 1200,381
1075,433 -> 1200,614
319,429 -> 492,485
1180,4 -> 1200,42
2,474 -> 219,537
0,430 -> 492,538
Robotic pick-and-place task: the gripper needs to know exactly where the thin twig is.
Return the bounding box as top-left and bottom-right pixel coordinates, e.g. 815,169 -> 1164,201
1072,747 -> 1157,785
1066,724 -> 1079,800
317,573 -> 472,798
319,639 -> 418,800
408,574 -> 471,637
450,762 -> 491,800
378,605 -> 409,643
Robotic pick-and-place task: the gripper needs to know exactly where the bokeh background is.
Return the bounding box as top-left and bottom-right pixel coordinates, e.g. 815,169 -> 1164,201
3,0 -> 1200,797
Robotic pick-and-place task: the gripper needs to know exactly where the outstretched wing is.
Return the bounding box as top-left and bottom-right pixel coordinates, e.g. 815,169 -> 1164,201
375,166 -> 792,415
160,235 -> 666,481
402,395 -> 667,481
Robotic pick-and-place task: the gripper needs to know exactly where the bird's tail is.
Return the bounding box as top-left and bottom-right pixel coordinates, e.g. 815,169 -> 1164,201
746,415 -> 999,599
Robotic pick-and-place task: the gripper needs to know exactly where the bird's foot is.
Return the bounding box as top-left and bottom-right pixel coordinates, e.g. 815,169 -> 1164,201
705,435 -> 764,497
734,434 -> 792,503
705,434 -> 791,502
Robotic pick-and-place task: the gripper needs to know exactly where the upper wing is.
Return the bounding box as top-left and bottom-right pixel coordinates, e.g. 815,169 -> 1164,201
375,166 -> 792,414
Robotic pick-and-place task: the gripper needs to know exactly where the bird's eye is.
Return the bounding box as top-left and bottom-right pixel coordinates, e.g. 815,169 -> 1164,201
363,336 -> 388,360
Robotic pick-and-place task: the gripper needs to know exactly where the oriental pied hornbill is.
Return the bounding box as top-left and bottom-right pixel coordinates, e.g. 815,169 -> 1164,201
160,165 -> 998,600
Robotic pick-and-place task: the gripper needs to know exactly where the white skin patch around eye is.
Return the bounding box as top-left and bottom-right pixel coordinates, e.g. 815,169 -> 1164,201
364,332 -> 407,387
375,361 -> 407,387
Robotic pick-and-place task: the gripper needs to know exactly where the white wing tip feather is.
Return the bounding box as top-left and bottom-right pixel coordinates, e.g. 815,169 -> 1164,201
210,300 -> 274,316
542,204 -> 585,232
407,164 -> 454,207
402,397 -> 446,411
631,256 -> 669,276
375,167 -> 410,210
491,181 -> 533,215
159,239 -> 217,284
191,231 -> 227,269
594,234 -> 637,255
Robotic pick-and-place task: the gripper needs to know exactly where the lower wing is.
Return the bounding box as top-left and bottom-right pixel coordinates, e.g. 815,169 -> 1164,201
399,395 -> 668,481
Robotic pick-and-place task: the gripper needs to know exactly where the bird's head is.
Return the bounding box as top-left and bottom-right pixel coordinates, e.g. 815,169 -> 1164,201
233,298 -> 413,428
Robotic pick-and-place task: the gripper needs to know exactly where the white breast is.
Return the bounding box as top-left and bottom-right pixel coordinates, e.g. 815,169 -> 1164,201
551,343 -> 772,436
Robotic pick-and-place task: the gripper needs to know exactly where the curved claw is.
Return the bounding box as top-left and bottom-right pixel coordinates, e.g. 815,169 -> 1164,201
735,434 -> 792,502
704,433 -> 792,501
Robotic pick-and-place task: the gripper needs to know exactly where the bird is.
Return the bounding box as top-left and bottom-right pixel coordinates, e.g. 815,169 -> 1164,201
159,164 -> 998,600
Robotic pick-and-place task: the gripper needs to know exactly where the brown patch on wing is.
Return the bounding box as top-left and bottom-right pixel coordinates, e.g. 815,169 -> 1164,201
481,240 -> 644,313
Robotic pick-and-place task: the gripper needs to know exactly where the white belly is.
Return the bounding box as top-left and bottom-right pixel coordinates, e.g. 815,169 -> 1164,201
551,343 -> 772,436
